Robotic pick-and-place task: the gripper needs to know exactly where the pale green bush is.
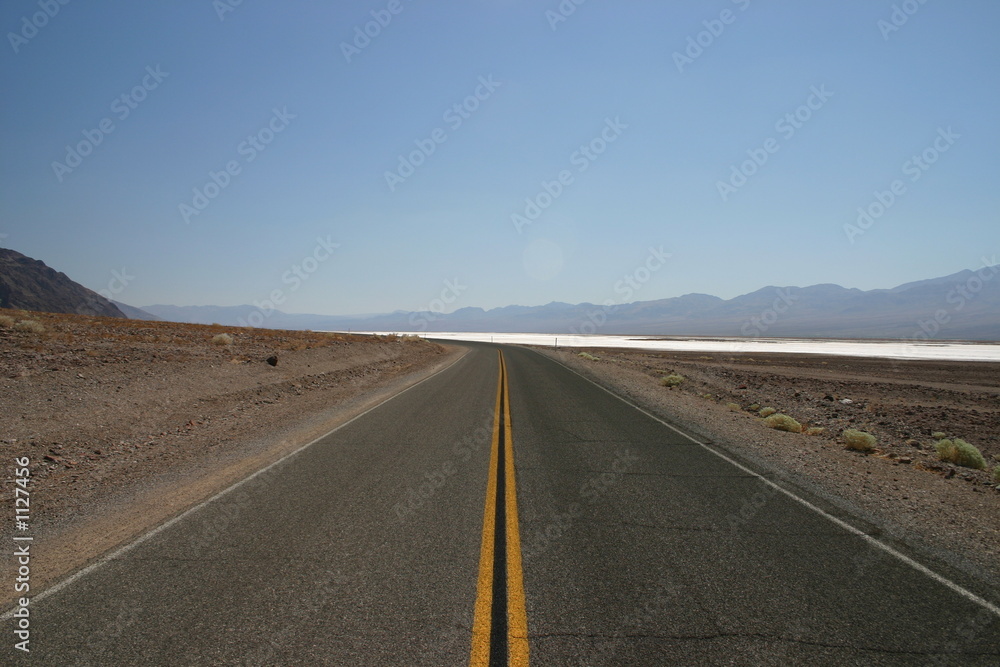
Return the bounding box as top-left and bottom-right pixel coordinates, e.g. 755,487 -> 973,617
14,319 -> 44,334
843,429 -> 876,452
935,438 -> 986,470
763,413 -> 802,433
660,373 -> 685,387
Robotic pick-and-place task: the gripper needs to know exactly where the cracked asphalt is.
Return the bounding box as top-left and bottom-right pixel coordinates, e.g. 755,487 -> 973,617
12,343 -> 1000,664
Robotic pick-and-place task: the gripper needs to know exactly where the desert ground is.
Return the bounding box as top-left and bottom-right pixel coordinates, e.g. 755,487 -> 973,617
0,310 -> 458,606
541,346 -> 1000,591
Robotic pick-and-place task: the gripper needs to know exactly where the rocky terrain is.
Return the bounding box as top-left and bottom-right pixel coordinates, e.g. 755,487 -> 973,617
0,248 -> 125,318
543,347 -> 1000,591
0,310 -> 457,605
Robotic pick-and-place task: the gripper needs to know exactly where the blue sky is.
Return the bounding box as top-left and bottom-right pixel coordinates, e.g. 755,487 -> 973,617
1,0 -> 997,316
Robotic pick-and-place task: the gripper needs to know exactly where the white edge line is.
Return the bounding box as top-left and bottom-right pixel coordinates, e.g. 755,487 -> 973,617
2,347 -> 468,619
535,347 -> 1000,619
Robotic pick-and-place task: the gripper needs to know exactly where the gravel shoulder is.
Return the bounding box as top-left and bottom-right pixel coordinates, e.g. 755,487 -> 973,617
536,346 -> 1000,596
0,311 -> 464,607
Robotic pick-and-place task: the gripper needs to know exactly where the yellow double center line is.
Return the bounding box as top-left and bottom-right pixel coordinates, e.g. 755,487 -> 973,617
470,351 -> 529,666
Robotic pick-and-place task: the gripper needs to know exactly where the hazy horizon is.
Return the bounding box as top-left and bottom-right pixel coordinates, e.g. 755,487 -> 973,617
3,2 -> 998,317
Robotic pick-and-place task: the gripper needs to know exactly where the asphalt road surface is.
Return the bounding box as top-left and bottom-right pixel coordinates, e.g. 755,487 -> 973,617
8,343 -> 1000,665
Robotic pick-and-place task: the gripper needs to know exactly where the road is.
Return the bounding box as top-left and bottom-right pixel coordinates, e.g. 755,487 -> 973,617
9,343 -> 1000,665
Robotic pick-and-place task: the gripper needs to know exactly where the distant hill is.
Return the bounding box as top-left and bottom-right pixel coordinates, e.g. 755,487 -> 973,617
0,248 -> 126,318
112,301 -> 161,321
146,265 -> 1000,341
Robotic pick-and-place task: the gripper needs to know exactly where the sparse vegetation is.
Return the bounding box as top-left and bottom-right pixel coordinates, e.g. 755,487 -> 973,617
0,314 -> 15,328
805,427 -> 825,436
931,431 -> 947,440
993,466 -> 1000,484
726,402 -> 741,411
758,407 -> 777,418
660,373 -> 684,387
763,413 -> 802,433
211,333 -> 233,346
748,403 -> 760,412
934,438 -> 986,470
578,352 -> 600,361
14,319 -> 45,334
843,429 -> 876,452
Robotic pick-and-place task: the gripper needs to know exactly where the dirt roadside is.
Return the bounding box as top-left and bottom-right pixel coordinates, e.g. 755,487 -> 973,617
537,346 -> 1000,593
0,311 -> 465,608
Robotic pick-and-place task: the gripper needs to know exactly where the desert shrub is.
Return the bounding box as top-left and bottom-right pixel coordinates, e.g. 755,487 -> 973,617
211,333 -> 233,346
763,413 -> 802,433
726,402 -> 741,411
993,466 -> 1000,484
14,319 -> 45,334
578,352 -> 599,361
805,427 -> 825,436
748,403 -> 760,412
401,334 -> 422,342
935,438 -> 986,470
843,429 -> 876,452
758,407 -> 777,418
660,373 -> 684,387
931,431 -> 947,440
0,315 -> 15,327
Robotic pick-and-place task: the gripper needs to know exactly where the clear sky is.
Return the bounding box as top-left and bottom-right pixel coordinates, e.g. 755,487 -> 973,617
2,1 -> 997,316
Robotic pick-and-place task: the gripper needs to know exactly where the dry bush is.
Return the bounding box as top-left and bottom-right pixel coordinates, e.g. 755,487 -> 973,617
843,429 -> 876,452
758,407 -> 777,418
660,373 -> 684,387
935,438 -> 986,470
211,333 -> 233,346
0,315 -> 15,327
763,413 -> 802,433
14,319 -> 45,334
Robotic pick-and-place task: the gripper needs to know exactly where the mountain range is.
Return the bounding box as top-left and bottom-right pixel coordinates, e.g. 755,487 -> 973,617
141,266 -> 1000,341
2,247 -> 997,341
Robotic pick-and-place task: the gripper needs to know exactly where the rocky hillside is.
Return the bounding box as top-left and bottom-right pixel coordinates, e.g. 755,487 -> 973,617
0,248 -> 126,318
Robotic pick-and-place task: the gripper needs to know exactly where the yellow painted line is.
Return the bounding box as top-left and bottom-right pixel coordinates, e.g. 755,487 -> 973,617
470,351 -> 530,666
502,352 -> 530,666
469,354 -> 503,666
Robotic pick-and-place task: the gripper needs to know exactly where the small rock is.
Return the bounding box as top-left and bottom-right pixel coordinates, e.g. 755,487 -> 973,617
840,398 -> 853,405
898,457 -> 912,464
266,355 -> 278,367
